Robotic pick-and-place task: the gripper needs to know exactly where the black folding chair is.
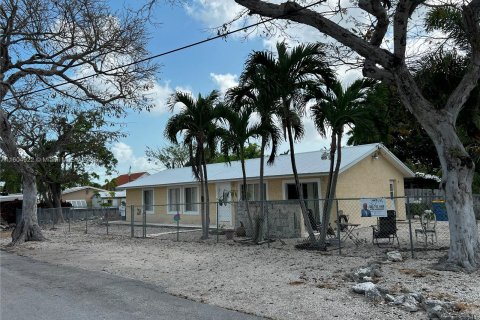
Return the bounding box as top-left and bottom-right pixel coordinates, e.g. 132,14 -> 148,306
372,210 -> 399,246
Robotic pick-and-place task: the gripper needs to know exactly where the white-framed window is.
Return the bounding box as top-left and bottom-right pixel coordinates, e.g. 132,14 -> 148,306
168,187 -> 181,213
184,187 -> 198,212
240,183 -> 267,201
143,189 -> 154,213
167,185 -> 200,215
66,200 -> 87,208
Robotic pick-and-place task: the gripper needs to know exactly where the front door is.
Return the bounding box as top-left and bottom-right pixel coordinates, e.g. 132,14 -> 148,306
217,182 -> 232,227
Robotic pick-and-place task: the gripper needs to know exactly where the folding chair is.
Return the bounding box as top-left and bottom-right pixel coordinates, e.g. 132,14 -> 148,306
372,210 -> 399,246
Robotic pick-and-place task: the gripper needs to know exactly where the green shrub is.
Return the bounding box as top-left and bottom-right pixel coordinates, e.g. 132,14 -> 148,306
407,203 -> 431,218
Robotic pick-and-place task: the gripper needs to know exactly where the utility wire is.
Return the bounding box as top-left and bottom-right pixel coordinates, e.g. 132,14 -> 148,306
3,1 -> 323,101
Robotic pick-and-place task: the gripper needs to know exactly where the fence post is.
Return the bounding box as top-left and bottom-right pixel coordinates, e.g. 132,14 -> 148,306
142,206 -> 146,238
68,208 -> 71,232
406,196 -> 415,258
84,208 -> 88,234
130,205 -> 134,238
176,207 -> 180,242
106,208 -> 109,236
266,200 -> 270,248
216,202 -> 219,243
336,199 -> 341,255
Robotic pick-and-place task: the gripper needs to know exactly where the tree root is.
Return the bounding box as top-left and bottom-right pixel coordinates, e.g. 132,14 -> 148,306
8,222 -> 45,246
432,255 -> 479,273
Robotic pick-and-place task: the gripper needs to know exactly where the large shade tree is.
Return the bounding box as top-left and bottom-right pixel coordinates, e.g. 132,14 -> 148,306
0,0 -> 156,245
165,90 -> 222,239
36,112 -> 119,222
234,0 -> 480,270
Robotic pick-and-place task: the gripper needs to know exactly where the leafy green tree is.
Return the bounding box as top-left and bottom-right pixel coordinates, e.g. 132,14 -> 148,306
165,90 -> 222,239
36,112 -> 119,221
0,0 -> 156,245
146,143 -> 190,169
210,143 -> 262,164
311,79 -> 374,248
0,162 -> 22,194
245,42 -> 335,243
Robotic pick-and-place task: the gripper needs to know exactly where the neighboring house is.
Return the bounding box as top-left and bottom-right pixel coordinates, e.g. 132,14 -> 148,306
110,172 -> 150,189
62,186 -> 108,208
97,190 -> 126,208
119,143 -> 414,232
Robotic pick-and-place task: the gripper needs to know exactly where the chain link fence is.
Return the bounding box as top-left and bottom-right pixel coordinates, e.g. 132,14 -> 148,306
15,195 -> 480,258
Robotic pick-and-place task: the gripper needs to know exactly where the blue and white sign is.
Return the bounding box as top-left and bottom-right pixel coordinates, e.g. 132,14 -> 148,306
360,198 -> 387,217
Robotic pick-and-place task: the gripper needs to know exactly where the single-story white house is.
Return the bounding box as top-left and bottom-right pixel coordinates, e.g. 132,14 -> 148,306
119,143 -> 415,233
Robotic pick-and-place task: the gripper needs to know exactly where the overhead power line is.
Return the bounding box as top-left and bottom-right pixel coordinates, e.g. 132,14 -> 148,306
4,1 -> 323,101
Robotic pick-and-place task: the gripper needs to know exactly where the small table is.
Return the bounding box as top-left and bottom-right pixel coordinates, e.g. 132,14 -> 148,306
340,223 -> 361,245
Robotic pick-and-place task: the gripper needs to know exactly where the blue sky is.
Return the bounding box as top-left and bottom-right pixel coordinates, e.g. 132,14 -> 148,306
98,1 -> 362,182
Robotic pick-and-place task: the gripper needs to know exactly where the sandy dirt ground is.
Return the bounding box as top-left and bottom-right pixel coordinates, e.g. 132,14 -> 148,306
1,224 -> 479,320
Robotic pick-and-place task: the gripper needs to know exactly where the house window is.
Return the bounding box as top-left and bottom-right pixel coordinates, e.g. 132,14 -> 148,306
168,188 -> 181,212
143,189 -> 153,213
184,187 -> 198,212
389,180 -> 396,199
241,183 -> 266,201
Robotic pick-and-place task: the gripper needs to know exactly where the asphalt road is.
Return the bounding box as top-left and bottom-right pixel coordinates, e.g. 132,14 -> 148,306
0,251 -> 264,320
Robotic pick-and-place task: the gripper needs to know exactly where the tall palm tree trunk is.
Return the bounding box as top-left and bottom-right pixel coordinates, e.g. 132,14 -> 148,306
319,133 -> 337,247
325,131 -> 342,235
198,160 -> 206,239
240,156 -> 254,237
256,137 -> 267,243
201,146 -> 210,239
286,125 -> 316,242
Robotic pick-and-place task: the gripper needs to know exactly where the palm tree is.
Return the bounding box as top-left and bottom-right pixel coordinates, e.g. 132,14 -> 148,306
215,105 -> 261,236
246,42 -> 335,243
227,72 -> 281,243
164,90 -> 221,239
311,79 -> 375,248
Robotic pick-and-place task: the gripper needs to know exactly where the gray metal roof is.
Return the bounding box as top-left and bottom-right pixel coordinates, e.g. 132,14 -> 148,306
98,191 -> 126,198
120,143 -> 414,189
62,186 -> 108,194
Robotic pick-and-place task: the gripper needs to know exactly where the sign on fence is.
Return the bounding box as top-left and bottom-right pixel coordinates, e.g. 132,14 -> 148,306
432,200 -> 448,221
360,198 -> 387,217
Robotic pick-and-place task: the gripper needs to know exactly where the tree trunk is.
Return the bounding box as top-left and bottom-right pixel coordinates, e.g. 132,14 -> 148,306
320,133 -> 342,248
241,156 -> 254,238
393,68 -> 479,269
49,182 -> 65,224
201,146 -> 210,239
319,133 -> 337,248
286,125 -> 316,242
198,160 -> 206,239
427,122 -> 479,270
255,137 -> 267,243
10,169 -> 45,245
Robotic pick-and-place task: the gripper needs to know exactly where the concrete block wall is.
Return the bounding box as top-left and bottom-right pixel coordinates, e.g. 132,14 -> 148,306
236,201 -> 304,239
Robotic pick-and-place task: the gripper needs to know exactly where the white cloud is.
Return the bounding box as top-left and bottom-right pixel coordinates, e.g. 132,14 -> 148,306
210,73 -> 238,94
111,142 -> 157,173
143,81 -> 194,115
185,1 -> 253,34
